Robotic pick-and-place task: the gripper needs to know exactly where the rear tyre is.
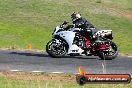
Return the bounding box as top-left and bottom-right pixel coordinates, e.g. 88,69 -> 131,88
98,41 -> 118,60
46,39 -> 67,58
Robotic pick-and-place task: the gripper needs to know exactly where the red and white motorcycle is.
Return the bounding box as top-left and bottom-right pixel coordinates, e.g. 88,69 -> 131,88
46,21 -> 118,60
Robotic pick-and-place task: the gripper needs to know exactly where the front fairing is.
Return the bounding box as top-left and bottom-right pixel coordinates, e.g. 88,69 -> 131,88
52,26 -> 64,36
53,31 -> 83,54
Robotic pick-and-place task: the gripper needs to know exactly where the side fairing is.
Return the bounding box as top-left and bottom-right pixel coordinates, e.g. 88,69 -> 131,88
54,31 -> 75,47
53,31 -> 83,54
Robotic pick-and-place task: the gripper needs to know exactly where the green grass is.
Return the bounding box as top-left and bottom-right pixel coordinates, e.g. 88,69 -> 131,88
0,73 -> 131,88
0,0 -> 132,54
0,78 -> 131,88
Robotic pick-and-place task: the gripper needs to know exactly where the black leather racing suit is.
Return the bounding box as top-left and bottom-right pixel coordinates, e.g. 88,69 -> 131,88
73,18 -> 97,38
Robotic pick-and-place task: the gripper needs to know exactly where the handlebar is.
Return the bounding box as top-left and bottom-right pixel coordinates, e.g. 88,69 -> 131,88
60,21 -> 69,28
62,21 -> 69,25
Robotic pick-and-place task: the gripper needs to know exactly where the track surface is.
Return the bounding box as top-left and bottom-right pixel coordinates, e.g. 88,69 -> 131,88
0,50 -> 132,74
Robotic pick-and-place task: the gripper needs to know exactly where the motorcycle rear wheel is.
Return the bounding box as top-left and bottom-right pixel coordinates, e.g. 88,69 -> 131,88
98,41 -> 118,60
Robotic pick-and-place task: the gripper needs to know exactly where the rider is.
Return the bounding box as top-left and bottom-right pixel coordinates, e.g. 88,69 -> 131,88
70,12 -> 97,38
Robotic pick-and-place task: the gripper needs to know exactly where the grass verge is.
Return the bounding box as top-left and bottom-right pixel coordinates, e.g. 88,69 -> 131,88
0,71 -> 131,88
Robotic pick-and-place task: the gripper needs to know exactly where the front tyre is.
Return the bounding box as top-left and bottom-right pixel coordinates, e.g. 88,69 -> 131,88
46,39 -> 67,58
98,41 -> 118,60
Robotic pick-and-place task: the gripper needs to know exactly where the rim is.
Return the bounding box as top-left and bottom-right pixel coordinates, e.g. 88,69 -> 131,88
48,40 -> 66,56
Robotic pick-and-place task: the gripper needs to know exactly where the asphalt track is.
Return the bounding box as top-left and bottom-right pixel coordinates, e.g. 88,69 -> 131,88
0,50 -> 132,74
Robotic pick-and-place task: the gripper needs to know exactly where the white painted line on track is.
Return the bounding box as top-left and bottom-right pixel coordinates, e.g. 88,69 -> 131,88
51,72 -> 64,74
9,70 -> 65,74
31,71 -> 44,73
10,70 -> 22,72
35,50 -> 43,52
19,50 -> 25,52
128,56 -> 132,58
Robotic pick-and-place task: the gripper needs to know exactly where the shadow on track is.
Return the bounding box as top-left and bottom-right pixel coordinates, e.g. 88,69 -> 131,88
9,51 -> 98,59
10,52 -> 48,57
65,56 -> 98,59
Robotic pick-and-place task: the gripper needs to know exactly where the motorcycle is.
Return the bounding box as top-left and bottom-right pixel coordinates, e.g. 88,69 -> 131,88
46,21 -> 118,60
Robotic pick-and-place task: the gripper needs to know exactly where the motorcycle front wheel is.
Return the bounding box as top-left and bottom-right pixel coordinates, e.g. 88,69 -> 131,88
46,39 -> 67,58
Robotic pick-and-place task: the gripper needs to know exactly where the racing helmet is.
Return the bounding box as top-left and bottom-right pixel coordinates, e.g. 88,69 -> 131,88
71,12 -> 81,21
